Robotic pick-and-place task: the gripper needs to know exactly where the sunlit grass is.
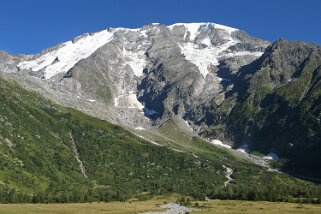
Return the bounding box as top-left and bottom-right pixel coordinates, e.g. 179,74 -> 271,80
1,197 -> 321,214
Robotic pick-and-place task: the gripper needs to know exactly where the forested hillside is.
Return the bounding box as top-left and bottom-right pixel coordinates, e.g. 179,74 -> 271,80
0,75 -> 320,203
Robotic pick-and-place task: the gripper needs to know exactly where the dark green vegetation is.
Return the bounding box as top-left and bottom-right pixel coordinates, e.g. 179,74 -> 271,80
0,75 -> 320,203
206,40 -> 321,179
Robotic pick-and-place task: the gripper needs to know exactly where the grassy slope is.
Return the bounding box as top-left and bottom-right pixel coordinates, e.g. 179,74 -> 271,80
0,76 -> 320,203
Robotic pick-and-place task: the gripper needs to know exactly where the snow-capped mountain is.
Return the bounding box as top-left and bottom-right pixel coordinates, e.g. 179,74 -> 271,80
1,22 -> 321,179
18,30 -> 115,79
16,23 -> 266,80
3,23 -> 269,131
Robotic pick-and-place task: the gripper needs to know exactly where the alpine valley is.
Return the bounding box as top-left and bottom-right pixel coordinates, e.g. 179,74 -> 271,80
0,22 -> 321,203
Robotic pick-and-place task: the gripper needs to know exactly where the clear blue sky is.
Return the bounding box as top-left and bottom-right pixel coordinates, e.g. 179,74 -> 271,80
1,0 -> 320,54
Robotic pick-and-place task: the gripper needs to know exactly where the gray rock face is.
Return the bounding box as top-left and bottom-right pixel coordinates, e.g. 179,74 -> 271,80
0,51 -> 26,73
0,22 -> 269,131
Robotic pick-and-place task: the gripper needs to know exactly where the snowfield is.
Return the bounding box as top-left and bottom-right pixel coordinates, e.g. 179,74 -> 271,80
210,139 -> 232,149
177,23 -> 238,78
18,29 -> 116,79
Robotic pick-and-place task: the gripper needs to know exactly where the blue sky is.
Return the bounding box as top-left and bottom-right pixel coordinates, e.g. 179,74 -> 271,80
1,0 -> 320,54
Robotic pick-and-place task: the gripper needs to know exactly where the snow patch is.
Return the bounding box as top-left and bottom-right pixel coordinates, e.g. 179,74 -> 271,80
179,35 -> 238,78
184,23 -> 202,41
135,127 -> 145,131
201,37 -> 212,46
183,120 -> 194,132
127,93 -> 144,110
236,144 -> 250,154
114,91 -> 144,110
144,107 -> 158,116
18,29 -> 116,79
225,51 -> 264,58
210,139 -> 231,149
122,47 -> 147,77
263,153 -> 279,161
213,23 -> 238,34
169,23 -> 203,41
169,22 -> 238,41
114,97 -> 119,107
218,77 -> 231,83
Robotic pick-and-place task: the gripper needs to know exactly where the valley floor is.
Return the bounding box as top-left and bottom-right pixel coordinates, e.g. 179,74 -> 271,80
0,197 -> 321,214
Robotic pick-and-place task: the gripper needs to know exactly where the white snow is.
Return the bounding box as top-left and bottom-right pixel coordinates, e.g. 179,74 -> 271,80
170,23 -> 262,79
16,22 -> 244,81
213,23 -> 238,34
114,97 -> 119,107
225,51 -> 264,58
135,127 -> 145,131
169,23 -> 203,41
169,22 -> 238,41
122,47 -> 147,77
184,23 -> 202,41
263,153 -> 279,161
169,22 -> 237,40
144,107 -> 158,116
127,92 -> 144,110
201,37 -> 212,46
218,77 -> 231,82
210,139 -> 232,149
87,99 -> 96,103
113,91 -> 144,110
18,29 -> 116,79
183,120 -> 194,132
179,33 -> 238,78
236,144 -> 250,154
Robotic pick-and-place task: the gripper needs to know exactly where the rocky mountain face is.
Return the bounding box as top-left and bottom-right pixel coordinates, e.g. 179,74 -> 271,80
1,23 -> 320,178
1,23 -> 269,127
223,40 -> 321,177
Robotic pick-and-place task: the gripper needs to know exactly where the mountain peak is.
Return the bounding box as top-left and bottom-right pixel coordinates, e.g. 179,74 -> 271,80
15,22 -> 256,80
18,29 -> 116,79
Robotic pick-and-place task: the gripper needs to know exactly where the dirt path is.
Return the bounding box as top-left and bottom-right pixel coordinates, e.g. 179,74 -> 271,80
141,203 -> 197,214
